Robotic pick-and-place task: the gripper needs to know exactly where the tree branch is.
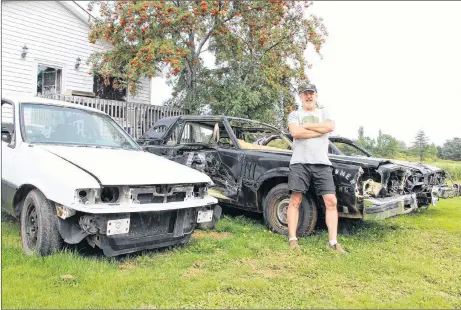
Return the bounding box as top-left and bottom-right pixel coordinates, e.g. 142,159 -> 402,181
263,38 -> 286,55
196,27 -> 215,56
197,5 -> 237,56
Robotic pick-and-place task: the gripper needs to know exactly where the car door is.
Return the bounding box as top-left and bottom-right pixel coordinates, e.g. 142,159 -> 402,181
142,122 -> 182,158
169,120 -> 244,205
1,100 -> 18,214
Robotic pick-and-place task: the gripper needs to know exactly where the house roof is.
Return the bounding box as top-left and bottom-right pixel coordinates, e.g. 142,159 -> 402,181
59,1 -> 95,26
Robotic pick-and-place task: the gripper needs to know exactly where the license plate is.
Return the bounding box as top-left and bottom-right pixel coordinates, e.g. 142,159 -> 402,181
107,218 -> 130,236
197,210 -> 213,223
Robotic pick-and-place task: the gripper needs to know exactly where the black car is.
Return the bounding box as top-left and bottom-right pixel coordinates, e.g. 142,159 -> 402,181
137,115 -> 459,236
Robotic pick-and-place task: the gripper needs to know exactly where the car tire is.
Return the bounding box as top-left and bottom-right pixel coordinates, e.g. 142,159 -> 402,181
263,183 -> 318,236
20,189 -> 62,256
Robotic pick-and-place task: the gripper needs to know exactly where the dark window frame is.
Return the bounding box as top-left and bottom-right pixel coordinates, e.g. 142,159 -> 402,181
93,75 -> 127,101
1,99 -> 16,148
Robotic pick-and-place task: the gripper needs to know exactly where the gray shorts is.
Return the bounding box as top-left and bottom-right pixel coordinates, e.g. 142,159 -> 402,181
288,163 -> 336,196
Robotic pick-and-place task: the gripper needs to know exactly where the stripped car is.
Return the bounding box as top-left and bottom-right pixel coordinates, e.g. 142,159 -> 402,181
1,96 -> 219,257
259,134 -> 460,207
138,115 -> 459,236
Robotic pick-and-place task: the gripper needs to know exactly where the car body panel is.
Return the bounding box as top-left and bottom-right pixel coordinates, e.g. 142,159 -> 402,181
39,144 -> 212,186
1,95 -> 219,256
140,115 -> 459,224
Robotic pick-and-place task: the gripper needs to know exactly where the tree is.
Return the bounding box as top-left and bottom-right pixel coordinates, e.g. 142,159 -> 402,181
87,0 -> 328,120
358,126 -> 364,140
375,131 -> 399,158
355,126 -> 376,154
412,130 -> 429,162
441,137 -> 461,161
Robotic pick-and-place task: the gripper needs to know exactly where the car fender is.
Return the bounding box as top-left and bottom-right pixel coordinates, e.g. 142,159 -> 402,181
8,144 -> 100,208
255,167 -> 290,196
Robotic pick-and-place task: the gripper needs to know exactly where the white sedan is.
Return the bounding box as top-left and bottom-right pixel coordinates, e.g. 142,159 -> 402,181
1,95 -> 220,257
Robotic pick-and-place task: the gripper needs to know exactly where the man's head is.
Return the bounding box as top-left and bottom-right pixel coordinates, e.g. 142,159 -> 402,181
298,83 -> 317,111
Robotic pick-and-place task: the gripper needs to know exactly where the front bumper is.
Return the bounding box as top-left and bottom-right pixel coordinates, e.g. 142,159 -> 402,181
91,208 -> 197,257
363,193 -> 418,221
58,204 -> 222,257
69,195 -> 218,214
437,185 -> 459,199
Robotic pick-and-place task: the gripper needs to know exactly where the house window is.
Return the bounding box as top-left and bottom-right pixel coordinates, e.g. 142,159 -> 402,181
93,75 -> 127,101
37,65 -> 62,95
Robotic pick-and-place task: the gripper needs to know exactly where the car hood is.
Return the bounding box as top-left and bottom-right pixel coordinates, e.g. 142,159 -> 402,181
246,149 -> 441,174
329,154 -> 441,173
39,145 -> 212,186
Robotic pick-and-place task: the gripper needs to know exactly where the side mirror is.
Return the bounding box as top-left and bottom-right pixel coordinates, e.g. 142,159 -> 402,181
2,132 -> 12,143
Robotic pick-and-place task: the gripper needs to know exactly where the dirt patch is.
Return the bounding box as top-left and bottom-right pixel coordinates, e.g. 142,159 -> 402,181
183,262 -> 206,278
60,274 -> 74,280
118,261 -> 137,271
192,231 -> 232,240
239,258 -> 285,278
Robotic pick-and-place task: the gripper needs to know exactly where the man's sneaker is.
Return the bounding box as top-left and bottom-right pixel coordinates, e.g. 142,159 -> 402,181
328,242 -> 348,254
289,240 -> 301,250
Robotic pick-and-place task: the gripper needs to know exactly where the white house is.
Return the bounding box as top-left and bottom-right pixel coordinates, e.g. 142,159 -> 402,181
1,0 -> 151,104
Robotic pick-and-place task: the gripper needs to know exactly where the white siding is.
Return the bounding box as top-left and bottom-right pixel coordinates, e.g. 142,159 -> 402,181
127,75 -> 151,104
1,104 -> 14,124
1,1 -> 151,104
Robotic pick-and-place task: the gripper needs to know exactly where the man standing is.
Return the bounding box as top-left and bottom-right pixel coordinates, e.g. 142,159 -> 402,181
287,83 -> 347,253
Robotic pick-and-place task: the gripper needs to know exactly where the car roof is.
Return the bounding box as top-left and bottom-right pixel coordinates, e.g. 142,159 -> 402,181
1,94 -> 107,115
175,114 -> 281,130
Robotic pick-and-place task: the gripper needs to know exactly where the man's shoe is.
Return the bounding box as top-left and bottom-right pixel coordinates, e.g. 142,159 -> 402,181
289,240 -> 301,250
328,242 -> 348,254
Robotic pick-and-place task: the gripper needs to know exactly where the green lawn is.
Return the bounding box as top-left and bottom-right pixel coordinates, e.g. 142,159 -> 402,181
422,159 -> 460,181
2,198 -> 461,309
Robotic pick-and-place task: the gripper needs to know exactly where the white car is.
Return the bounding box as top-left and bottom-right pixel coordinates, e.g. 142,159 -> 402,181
1,95 -> 220,257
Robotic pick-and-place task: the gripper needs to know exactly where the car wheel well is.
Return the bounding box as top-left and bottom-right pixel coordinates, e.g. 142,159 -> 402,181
257,177 -> 287,211
13,184 -> 38,216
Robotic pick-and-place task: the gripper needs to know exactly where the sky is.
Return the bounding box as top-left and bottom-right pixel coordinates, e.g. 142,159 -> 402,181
151,1 -> 461,146
80,1 -> 461,146
299,1 -> 461,146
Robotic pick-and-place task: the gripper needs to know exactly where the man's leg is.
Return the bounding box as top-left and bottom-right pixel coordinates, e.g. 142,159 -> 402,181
287,164 -> 310,249
312,165 -> 347,253
322,194 -> 338,242
287,191 -> 303,241
322,193 -> 346,253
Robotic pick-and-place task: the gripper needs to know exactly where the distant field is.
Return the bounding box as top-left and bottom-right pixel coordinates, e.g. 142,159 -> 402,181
397,157 -> 461,181
422,159 -> 461,181
2,198 -> 461,309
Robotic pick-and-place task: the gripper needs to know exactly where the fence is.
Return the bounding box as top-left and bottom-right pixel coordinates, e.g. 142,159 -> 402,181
38,94 -> 186,139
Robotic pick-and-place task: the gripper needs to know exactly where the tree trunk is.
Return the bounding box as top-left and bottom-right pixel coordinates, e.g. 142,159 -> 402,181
184,59 -> 197,113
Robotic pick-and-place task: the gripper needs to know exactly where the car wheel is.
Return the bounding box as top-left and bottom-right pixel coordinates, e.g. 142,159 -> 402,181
263,183 -> 318,236
20,189 -> 61,256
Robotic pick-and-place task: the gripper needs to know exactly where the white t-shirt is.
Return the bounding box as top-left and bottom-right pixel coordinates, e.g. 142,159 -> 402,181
287,107 -> 332,166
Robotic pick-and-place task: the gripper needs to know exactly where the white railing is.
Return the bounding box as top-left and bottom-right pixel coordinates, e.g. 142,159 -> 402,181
38,94 -> 186,139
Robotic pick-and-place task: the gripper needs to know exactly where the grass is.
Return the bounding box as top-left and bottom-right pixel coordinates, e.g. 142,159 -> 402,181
399,157 -> 461,181
422,159 -> 461,182
2,198 -> 461,309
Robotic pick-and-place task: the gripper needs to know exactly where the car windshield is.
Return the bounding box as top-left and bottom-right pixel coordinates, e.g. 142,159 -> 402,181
330,140 -> 370,157
21,103 -> 139,150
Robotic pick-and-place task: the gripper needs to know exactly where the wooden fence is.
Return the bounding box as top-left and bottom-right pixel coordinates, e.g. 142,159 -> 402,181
38,94 -> 186,139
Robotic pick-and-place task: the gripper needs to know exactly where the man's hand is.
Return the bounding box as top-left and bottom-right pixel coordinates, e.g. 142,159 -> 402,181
289,124 -> 324,139
302,120 -> 335,134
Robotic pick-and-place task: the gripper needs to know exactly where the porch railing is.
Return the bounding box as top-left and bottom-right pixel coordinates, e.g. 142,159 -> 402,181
38,94 -> 186,139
